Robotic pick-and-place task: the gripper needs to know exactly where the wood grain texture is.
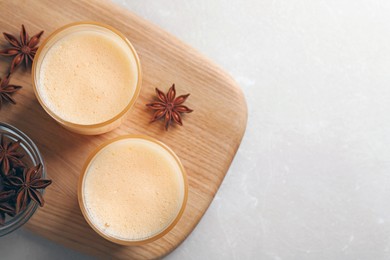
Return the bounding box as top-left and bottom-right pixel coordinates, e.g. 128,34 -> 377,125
0,0 -> 247,259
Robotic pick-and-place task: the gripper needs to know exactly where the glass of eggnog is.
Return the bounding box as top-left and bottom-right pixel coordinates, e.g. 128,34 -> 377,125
78,135 -> 188,245
32,22 -> 141,135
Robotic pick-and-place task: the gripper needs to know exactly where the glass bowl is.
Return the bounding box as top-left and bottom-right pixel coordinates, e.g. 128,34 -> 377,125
32,22 -> 142,135
78,135 -> 188,245
0,122 -> 46,236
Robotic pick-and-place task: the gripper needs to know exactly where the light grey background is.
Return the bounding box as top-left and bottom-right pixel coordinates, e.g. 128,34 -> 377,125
2,0 -> 390,259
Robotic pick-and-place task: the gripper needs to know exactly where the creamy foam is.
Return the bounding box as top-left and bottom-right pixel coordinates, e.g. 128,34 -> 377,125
38,30 -> 138,125
83,138 -> 185,241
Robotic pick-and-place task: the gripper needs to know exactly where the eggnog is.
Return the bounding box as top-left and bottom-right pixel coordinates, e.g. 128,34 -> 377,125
33,23 -> 141,134
79,136 -> 187,244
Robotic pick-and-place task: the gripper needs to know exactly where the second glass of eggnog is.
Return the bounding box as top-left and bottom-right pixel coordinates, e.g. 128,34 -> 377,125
32,22 -> 141,135
78,135 -> 188,245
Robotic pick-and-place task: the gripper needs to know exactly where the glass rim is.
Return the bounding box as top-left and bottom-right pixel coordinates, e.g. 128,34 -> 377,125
77,135 -> 188,245
31,21 -> 142,129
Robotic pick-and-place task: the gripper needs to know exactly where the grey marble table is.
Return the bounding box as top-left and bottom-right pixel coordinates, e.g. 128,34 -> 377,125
3,0 -> 390,259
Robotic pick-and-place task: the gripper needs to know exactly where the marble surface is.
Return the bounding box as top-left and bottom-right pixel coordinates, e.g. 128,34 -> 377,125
3,0 -> 390,259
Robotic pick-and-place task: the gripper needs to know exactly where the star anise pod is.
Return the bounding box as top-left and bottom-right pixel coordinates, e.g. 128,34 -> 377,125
0,74 -> 22,108
0,24 -> 44,72
146,84 -> 193,130
7,164 -> 51,214
0,134 -> 24,176
0,190 -> 15,225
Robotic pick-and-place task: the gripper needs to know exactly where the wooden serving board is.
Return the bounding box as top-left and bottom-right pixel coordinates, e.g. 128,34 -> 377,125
0,0 -> 247,259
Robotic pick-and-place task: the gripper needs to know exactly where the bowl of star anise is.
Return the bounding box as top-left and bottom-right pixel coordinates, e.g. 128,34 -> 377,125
0,122 -> 51,236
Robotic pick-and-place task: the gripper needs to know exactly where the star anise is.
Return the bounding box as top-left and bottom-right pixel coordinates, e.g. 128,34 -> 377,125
0,134 -> 24,176
0,24 -> 44,72
0,74 -> 22,108
146,84 -> 193,130
0,190 -> 15,225
7,164 -> 51,214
